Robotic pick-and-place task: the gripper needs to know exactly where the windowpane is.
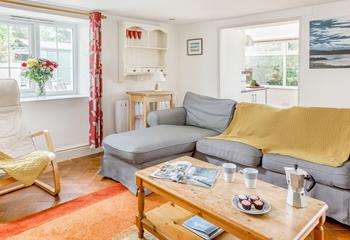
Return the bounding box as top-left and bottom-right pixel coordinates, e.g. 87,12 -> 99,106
9,25 -> 30,67
0,52 -> 8,67
10,51 -> 29,67
58,51 -> 72,68
46,69 -> 73,92
40,25 -> 75,94
40,49 -> 57,62
246,41 -> 283,55
46,71 -> 57,91
0,23 -> 31,92
40,26 -> 56,48
287,55 -> 299,86
20,77 -> 31,90
57,27 -> 72,50
245,55 -> 283,86
245,39 -> 299,87
58,68 -> 73,91
0,25 -> 8,51
287,40 -> 298,51
9,68 -> 26,88
9,25 -> 29,48
0,68 -> 9,78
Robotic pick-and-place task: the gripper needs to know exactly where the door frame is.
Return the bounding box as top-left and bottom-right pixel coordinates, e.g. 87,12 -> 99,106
217,17 -> 301,105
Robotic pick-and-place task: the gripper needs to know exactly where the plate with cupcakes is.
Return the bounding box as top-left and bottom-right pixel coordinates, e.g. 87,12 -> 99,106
232,194 -> 271,215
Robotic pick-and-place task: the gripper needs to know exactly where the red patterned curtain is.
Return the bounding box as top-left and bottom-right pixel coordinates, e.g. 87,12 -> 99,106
89,12 -> 103,148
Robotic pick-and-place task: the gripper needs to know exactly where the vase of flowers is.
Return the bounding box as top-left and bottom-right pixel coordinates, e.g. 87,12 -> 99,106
21,58 -> 58,97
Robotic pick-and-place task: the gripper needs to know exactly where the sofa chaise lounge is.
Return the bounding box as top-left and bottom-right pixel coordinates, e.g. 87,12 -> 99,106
101,92 -> 350,226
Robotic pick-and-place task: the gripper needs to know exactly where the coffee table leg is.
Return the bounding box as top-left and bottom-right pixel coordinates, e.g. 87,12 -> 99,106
314,213 -> 326,240
136,177 -> 145,239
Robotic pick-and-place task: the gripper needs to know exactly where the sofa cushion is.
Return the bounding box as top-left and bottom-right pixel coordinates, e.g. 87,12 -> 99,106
196,139 -> 262,167
183,92 -> 236,133
103,125 -> 218,165
262,154 -> 350,190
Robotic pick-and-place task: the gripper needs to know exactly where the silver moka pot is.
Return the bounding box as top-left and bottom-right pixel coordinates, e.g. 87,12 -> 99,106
284,164 -> 316,208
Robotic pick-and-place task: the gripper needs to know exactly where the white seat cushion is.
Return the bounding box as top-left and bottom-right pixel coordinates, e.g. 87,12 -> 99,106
103,125 -> 218,165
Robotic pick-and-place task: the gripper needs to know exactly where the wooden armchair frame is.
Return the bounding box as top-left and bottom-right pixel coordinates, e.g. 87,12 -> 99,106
0,130 -> 61,196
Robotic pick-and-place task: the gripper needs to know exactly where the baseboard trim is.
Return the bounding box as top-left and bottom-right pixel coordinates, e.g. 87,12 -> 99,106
55,145 -> 103,162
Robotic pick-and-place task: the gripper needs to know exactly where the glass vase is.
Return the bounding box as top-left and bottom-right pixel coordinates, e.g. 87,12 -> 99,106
36,82 -> 46,97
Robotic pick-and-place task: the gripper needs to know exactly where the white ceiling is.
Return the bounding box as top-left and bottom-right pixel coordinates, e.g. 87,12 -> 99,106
27,0 -> 339,24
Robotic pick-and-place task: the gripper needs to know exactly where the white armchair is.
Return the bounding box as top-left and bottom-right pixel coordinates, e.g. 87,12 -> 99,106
0,79 -> 60,196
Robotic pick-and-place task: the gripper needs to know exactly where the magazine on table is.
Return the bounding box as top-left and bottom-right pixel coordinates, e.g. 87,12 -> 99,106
182,215 -> 224,240
149,161 -> 219,188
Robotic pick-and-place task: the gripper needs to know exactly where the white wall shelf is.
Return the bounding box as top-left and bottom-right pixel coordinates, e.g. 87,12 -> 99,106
119,22 -> 168,81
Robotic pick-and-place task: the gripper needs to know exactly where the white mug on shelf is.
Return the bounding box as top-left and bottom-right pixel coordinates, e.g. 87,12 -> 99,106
240,168 -> 258,188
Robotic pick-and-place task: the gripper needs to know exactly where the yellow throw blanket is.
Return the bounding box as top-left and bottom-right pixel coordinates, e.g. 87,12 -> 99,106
0,151 -> 49,186
211,103 -> 350,167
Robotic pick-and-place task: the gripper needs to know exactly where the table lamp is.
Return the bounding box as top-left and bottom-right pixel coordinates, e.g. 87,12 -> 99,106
154,71 -> 166,91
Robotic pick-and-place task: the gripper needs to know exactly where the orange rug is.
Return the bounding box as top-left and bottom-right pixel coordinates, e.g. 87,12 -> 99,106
0,184 -> 164,240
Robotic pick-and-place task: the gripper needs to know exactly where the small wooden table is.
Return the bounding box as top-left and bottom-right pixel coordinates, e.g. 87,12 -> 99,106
126,90 -> 175,130
135,157 -> 328,240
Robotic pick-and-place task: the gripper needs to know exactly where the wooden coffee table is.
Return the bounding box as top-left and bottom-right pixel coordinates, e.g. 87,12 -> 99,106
135,157 -> 328,240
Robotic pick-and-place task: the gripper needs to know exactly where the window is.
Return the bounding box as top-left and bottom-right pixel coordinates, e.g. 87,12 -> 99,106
245,39 -> 299,87
40,25 -> 74,93
0,19 -> 77,97
0,22 -> 32,90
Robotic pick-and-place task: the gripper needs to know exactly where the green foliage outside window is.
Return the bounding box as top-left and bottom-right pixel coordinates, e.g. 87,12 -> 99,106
245,40 -> 299,87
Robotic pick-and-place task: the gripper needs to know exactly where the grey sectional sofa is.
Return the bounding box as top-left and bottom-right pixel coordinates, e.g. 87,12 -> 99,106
101,92 -> 350,226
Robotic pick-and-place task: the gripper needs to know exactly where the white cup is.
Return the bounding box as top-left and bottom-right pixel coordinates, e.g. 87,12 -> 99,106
240,168 -> 258,188
222,163 -> 237,182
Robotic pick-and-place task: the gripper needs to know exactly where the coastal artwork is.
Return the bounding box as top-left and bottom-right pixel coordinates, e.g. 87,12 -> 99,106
310,17 -> 350,68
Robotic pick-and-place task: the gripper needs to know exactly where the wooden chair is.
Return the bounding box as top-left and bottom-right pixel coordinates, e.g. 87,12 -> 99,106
0,79 -> 60,196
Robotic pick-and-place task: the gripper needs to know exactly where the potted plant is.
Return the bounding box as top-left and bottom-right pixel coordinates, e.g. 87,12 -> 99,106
21,58 -> 58,97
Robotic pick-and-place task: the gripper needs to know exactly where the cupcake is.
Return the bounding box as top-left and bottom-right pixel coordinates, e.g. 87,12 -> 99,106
241,199 -> 252,210
249,194 -> 260,202
253,200 -> 264,210
238,194 -> 248,202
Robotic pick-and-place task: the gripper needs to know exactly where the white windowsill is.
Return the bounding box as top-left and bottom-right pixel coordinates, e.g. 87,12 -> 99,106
21,94 -> 89,102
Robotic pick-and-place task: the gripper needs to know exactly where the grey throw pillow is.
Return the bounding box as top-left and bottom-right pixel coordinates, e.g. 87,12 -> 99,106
183,92 -> 236,133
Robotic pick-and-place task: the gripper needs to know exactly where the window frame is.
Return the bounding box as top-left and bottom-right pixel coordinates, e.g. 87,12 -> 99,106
245,38 -> 299,88
0,17 -> 79,98
0,19 -> 35,95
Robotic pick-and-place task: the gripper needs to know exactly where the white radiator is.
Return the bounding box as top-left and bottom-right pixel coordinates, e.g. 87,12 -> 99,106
115,100 -> 171,132
115,100 -> 129,133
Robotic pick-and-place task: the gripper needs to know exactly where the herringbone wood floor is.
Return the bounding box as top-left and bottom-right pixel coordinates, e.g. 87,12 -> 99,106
0,154 -> 116,223
0,154 -> 349,239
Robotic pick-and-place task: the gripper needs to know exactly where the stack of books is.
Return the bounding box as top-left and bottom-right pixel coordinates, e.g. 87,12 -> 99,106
182,215 -> 224,240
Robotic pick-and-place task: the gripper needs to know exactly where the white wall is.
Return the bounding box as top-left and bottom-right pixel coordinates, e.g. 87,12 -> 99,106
220,28 -> 245,100
22,98 -> 89,153
21,15 -> 178,159
102,17 -> 178,136
177,0 -> 350,108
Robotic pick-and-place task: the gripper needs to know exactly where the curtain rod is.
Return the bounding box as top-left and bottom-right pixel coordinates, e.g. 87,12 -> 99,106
0,0 -> 107,19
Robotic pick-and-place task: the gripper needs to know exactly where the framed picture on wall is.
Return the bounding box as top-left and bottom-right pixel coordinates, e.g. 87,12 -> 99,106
187,38 -> 203,55
310,17 -> 350,68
